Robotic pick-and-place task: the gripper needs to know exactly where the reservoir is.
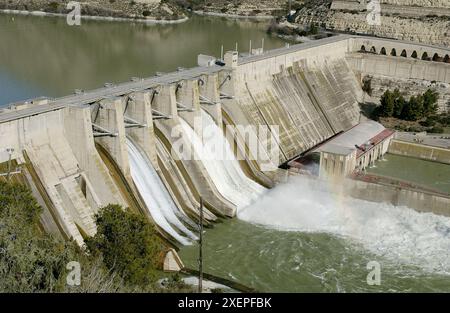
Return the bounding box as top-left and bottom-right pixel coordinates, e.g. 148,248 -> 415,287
367,154 -> 450,195
0,14 -> 285,106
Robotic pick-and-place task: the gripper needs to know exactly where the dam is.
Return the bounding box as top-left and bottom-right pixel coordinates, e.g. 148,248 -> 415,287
1,16 -> 450,292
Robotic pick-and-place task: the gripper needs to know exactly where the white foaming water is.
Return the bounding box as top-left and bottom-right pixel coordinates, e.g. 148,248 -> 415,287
238,176 -> 450,274
179,110 -> 266,209
127,139 -> 197,245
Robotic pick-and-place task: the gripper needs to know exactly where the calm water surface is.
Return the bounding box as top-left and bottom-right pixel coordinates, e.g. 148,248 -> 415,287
0,14 -> 285,105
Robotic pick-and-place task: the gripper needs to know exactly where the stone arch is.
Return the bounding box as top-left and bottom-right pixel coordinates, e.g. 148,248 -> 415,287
400,49 -> 407,57
422,52 -> 429,60
444,54 -> 450,63
432,53 -> 441,61
390,48 -> 397,56
380,47 -> 386,55
370,46 -> 377,53
360,45 -> 366,52
411,51 -> 418,58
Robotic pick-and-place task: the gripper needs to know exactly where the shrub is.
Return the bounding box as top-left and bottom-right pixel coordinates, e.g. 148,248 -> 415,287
85,205 -> 165,286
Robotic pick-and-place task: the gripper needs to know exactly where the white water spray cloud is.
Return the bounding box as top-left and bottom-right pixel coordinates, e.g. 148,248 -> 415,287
238,176 -> 450,275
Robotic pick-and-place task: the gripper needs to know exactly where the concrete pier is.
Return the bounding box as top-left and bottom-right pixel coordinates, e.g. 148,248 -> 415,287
94,97 -> 131,182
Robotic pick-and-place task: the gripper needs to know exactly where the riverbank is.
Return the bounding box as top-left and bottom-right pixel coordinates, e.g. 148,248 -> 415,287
0,9 -> 188,24
169,0 -> 286,19
0,0 -> 186,23
193,10 -> 274,20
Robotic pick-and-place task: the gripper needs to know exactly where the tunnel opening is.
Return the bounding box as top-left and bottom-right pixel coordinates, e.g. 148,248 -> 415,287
360,45 -> 366,52
445,54 -> 450,63
370,46 -> 376,54
400,49 -> 407,57
422,52 -> 430,61
432,53 -> 442,62
411,51 -> 418,59
390,48 -> 397,56
380,47 -> 386,55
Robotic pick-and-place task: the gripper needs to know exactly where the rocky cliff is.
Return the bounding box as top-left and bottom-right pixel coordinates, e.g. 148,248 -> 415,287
288,0 -> 450,47
0,0 -> 185,21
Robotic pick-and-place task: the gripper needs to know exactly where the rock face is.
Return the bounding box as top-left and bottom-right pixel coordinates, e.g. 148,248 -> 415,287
175,0 -> 288,17
0,0 -> 185,21
364,76 -> 450,113
291,0 -> 450,47
326,13 -> 450,46
380,0 -> 449,7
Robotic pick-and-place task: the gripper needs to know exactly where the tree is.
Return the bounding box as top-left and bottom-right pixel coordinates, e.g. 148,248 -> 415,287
422,89 -> 439,117
0,181 -> 134,293
85,205 -> 165,286
0,181 -> 80,292
362,77 -> 372,96
393,94 -> 406,118
378,90 -> 395,117
401,95 -> 424,121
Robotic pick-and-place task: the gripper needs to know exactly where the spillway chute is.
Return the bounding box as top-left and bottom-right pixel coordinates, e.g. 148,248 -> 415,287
178,110 -> 266,210
127,139 -> 198,245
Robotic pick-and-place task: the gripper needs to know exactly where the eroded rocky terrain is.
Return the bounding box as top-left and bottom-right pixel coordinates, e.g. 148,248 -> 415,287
282,0 -> 450,46
0,0 -> 185,21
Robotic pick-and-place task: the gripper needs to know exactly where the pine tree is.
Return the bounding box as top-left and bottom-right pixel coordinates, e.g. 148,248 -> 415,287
422,89 -> 439,117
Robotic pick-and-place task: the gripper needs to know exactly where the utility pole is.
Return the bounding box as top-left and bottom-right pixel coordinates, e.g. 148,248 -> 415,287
249,40 -> 252,55
198,197 -> 204,293
6,148 -> 14,181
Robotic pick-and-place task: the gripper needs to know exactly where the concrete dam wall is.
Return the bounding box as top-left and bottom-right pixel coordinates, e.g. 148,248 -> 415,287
2,35 -> 449,246
388,140 -> 450,164
0,107 -> 127,245
229,59 -> 361,162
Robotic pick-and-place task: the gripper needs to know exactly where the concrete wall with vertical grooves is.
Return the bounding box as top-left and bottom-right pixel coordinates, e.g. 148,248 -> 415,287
227,57 -> 361,163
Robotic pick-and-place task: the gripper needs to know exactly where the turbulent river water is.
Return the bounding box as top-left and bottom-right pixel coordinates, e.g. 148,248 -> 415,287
1,13 -> 449,292
180,176 -> 450,292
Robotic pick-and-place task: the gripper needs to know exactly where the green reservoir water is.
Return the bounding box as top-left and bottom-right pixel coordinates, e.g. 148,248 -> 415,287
180,175 -> 450,292
0,14 -> 285,106
179,219 -> 450,292
367,154 -> 450,194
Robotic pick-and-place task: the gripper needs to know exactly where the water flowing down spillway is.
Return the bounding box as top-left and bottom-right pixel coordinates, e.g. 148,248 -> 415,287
238,176 -> 450,275
179,110 -> 266,209
127,139 -> 197,245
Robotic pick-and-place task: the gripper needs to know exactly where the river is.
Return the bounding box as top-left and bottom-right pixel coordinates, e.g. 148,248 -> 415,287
0,13 -> 284,106
1,12 -> 449,293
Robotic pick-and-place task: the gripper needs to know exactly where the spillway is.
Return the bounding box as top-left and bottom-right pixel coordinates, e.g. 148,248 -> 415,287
127,139 -> 197,245
179,110 -> 266,210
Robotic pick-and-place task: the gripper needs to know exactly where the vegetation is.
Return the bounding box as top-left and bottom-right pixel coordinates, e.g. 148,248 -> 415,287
373,88 -> 449,133
374,88 -> 438,121
362,77 -> 372,96
267,21 -> 320,38
85,205 -> 165,287
0,180 -> 190,292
